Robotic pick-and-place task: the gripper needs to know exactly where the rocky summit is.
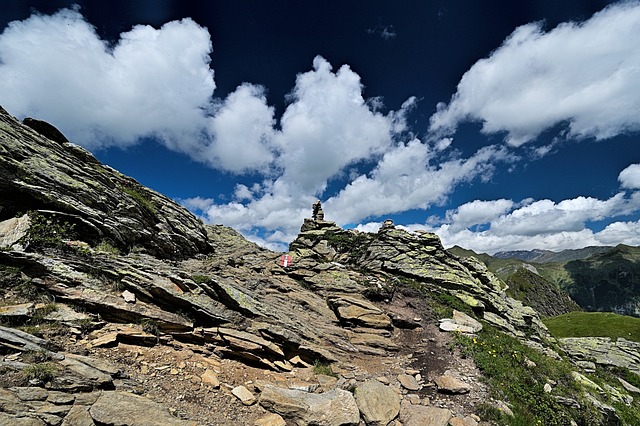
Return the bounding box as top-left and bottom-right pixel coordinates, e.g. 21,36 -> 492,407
0,106 -> 639,425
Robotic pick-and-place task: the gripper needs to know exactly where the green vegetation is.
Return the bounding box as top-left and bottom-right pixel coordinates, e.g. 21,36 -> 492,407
449,244 -> 640,316
324,232 -> 369,258
506,269 -> 580,317
20,211 -> 76,250
140,318 -> 160,336
454,327 -> 593,425
122,184 -> 157,215
312,360 -> 337,377
543,311 -> 640,342
191,274 -> 212,284
94,240 -> 120,255
22,362 -> 59,384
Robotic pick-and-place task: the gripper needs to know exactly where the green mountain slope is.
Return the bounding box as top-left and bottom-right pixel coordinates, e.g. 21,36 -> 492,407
449,244 -> 640,317
544,311 -> 640,342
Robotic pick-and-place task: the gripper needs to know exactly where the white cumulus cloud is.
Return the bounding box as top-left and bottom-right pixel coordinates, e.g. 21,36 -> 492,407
429,1 -> 640,146
425,191 -> 640,254
0,8 -> 215,151
619,164 -> 640,189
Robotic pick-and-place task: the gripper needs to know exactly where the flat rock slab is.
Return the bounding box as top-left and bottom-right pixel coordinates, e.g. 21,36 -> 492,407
89,391 -> 196,426
397,374 -> 420,391
434,375 -> 471,394
254,413 -> 286,426
400,401 -> 452,426
232,385 -> 256,406
354,380 -> 400,426
452,310 -> 482,333
326,295 -> 392,329
438,319 -> 476,334
259,385 -> 359,426
200,369 -> 220,388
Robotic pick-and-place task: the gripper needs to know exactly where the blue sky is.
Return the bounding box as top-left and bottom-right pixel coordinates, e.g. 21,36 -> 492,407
1,1 -> 640,254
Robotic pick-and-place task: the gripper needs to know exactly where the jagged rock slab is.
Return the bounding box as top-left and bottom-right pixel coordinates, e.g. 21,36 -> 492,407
560,337 -> 640,376
326,295 -> 392,329
0,106 -> 211,259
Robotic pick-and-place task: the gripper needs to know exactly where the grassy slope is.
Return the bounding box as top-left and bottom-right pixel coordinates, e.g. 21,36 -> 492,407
543,311 -> 640,342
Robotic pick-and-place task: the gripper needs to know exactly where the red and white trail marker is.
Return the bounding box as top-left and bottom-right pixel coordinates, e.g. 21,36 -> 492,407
280,255 -> 292,267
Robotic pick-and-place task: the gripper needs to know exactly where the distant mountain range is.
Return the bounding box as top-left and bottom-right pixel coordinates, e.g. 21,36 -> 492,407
449,244 -> 640,317
492,246 -> 613,263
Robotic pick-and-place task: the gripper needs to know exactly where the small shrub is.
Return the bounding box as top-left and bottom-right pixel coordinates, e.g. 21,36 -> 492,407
22,362 -> 58,384
191,274 -> 211,284
32,303 -> 58,322
21,349 -> 52,364
140,318 -> 160,336
312,360 -> 337,377
122,184 -> 157,215
21,211 -> 76,250
73,318 -> 95,334
94,240 -> 120,255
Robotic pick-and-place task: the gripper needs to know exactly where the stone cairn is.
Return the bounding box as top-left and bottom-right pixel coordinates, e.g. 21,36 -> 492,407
312,200 -> 325,221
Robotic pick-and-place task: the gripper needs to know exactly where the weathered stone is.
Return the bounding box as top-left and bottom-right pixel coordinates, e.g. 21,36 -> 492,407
10,387 -> 49,401
0,412 -> 45,426
89,391 -> 196,426
259,386 -> 359,426
348,332 -> 399,351
434,375 -> 471,395
0,214 -> 30,249
354,380 -> 400,426
58,355 -> 114,388
584,393 -> 620,424
46,392 -> 75,405
288,381 -> 320,393
121,290 -> 136,303
61,405 -> 95,426
438,319 -> 476,334
561,337 -> 640,376
22,117 -> 69,144
200,369 -> 220,388
326,295 -> 392,329
0,326 -> 63,360
399,400 -> 451,426
254,413 -> 286,426
571,371 -> 603,393
618,377 -> 640,394
0,108 -> 212,259
289,355 -> 311,368
397,374 -> 420,391
452,310 -> 482,333
316,374 -> 338,391
231,385 -> 256,406
0,303 -> 33,319
449,416 -> 478,426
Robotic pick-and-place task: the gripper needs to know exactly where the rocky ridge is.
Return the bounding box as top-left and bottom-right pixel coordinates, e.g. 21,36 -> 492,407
0,106 -> 638,425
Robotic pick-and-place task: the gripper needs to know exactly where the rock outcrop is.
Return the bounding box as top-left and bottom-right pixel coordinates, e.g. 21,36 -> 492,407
560,337 -> 640,376
1,108 -> 638,424
0,106 -> 211,258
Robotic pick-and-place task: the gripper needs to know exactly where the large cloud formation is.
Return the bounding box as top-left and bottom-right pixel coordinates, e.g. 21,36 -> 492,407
2,4 -> 640,253
429,1 -> 640,146
0,8 -> 215,151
